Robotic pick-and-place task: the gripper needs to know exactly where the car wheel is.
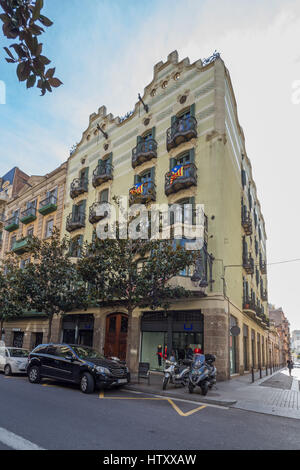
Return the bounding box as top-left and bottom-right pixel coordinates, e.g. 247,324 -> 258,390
4,365 -> 12,376
80,372 -> 95,394
28,366 -> 41,384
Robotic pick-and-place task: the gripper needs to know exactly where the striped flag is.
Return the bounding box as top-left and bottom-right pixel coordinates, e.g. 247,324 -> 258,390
170,165 -> 183,184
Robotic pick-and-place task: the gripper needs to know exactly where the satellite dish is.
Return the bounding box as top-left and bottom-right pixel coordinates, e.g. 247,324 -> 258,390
230,326 -> 240,336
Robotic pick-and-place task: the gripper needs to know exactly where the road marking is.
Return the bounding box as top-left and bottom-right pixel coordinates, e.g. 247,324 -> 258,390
99,390 -> 207,417
0,426 -> 45,450
167,399 -> 206,417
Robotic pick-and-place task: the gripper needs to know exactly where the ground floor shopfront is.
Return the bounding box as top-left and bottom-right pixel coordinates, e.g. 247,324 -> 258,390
1,295 -> 274,381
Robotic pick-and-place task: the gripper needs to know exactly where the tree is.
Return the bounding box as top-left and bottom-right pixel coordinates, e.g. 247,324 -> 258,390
0,0 -> 62,95
0,259 -> 24,341
78,236 -> 197,368
19,229 -> 88,342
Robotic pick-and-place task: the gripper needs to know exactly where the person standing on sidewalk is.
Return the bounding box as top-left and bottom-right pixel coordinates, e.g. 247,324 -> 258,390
287,359 -> 294,376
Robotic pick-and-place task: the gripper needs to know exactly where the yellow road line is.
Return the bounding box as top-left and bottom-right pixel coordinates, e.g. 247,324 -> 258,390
99,390 -> 207,416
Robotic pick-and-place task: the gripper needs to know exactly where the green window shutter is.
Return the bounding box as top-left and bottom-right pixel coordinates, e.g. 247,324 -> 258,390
190,103 -> 195,117
79,200 -> 86,215
241,169 -> 246,187
100,189 -> 109,202
107,153 -> 113,166
151,127 -> 156,140
189,148 -> 195,163
170,158 -> 176,170
72,204 -> 76,218
137,135 -> 142,145
134,174 -> 139,184
171,115 -> 177,126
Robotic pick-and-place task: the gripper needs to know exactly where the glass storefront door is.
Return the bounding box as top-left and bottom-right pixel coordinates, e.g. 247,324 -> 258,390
141,332 -> 166,370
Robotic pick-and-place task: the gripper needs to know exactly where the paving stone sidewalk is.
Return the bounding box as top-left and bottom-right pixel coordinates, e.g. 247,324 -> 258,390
125,367 -> 300,419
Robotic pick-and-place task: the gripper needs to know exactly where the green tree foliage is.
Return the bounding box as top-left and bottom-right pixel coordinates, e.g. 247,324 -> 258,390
18,229 -> 88,342
0,0 -> 62,95
0,259 -> 24,341
78,235 -> 197,366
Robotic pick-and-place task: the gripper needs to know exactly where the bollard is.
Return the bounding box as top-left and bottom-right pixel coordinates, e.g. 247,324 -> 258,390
251,367 -> 254,383
259,366 -> 262,379
266,365 -> 268,376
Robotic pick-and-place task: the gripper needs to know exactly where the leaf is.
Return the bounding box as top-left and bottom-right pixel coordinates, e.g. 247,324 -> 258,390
4,46 -> 14,60
38,15 -> 53,27
26,74 -> 36,89
48,77 -> 63,88
39,55 -> 51,65
45,67 -> 55,78
32,0 -> 44,22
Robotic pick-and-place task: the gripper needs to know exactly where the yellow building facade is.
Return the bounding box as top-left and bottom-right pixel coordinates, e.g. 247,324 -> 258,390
57,51 -> 270,380
1,163 -> 67,350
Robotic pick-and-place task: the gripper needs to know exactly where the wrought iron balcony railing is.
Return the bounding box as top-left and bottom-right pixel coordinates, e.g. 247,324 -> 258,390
166,116 -> 197,151
12,236 -> 33,255
261,288 -> 268,302
20,206 -> 37,225
66,212 -> 85,232
165,162 -> 197,196
241,205 -> 252,235
129,180 -> 156,205
39,195 -> 57,216
89,202 -> 111,224
4,215 -> 19,232
92,163 -> 113,188
260,258 -> 267,274
243,297 -> 256,312
132,139 -> 157,168
70,177 -> 88,199
243,254 -> 254,275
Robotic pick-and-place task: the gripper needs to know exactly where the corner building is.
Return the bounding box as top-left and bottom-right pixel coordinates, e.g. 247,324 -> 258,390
61,51 -> 269,380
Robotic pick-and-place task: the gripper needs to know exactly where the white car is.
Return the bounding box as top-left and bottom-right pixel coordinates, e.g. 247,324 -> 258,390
0,347 -> 29,376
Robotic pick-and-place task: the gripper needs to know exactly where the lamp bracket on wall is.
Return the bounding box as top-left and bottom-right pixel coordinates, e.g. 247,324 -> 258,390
138,93 -> 149,113
97,124 -> 108,139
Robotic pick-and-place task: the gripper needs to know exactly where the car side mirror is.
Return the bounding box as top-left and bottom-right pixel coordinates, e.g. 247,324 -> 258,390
66,354 -> 75,362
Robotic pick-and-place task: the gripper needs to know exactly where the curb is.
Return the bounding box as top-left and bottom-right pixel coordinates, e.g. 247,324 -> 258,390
124,383 -> 237,407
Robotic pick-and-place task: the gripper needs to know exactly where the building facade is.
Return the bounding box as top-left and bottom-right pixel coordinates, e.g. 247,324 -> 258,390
57,50 -> 269,380
269,305 -> 291,365
291,330 -> 300,359
1,163 -> 67,350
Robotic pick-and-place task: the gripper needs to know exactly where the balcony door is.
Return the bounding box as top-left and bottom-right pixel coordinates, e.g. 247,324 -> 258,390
104,313 -> 128,361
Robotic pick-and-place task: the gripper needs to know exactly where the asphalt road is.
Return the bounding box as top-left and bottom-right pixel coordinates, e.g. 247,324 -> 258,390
0,372 -> 300,450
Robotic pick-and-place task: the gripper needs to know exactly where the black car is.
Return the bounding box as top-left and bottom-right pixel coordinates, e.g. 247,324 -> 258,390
27,343 -> 130,394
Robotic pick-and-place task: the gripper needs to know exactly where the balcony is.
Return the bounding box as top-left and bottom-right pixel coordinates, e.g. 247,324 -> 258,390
260,259 -> 267,274
241,206 -> 252,235
20,206 -> 37,225
166,116 -> 197,151
165,163 -> 197,196
129,180 -> 156,205
12,236 -> 33,255
0,212 -> 5,226
66,213 -> 85,232
70,177 -> 88,199
92,163 -> 113,188
89,202 -> 110,224
243,297 -> 256,314
4,216 -> 19,232
261,289 -> 268,302
39,195 -> 57,216
243,254 -> 254,274
132,139 -> 157,168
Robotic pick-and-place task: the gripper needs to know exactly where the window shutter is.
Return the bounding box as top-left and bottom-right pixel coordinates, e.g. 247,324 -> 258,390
189,148 -> 195,163
241,169 -> 246,187
137,135 -> 142,145
107,153 -> 113,166
189,196 -> 195,224
79,200 -> 86,216
171,115 -> 177,126
151,127 -> 156,140
190,103 -> 195,117
170,158 -> 176,170
100,189 -> 109,202
72,204 -> 76,218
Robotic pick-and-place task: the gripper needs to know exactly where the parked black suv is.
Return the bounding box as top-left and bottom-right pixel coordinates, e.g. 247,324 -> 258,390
27,343 -> 130,394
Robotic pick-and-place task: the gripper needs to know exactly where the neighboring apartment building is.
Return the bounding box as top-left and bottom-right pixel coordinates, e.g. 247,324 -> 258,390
269,305 -> 290,365
1,163 -> 67,350
57,50 -> 269,380
291,330 -> 300,356
268,320 -> 280,367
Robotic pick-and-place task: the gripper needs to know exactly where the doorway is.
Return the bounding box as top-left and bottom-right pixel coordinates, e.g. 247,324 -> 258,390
104,313 -> 128,361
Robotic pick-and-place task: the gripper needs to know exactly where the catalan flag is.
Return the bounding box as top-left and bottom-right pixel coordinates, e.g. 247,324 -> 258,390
170,165 -> 183,184
130,182 -> 144,195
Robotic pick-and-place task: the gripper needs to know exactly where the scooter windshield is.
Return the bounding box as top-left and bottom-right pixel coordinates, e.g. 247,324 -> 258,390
192,354 -> 205,368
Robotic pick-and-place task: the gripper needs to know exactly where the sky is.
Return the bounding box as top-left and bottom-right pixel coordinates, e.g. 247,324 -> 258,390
0,0 -> 299,330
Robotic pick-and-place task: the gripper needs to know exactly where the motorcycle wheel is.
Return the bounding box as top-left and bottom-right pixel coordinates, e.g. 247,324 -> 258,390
163,377 -> 169,390
188,383 -> 194,394
200,382 -> 209,396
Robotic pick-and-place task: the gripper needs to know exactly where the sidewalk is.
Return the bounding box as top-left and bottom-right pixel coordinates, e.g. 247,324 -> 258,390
125,367 -> 300,419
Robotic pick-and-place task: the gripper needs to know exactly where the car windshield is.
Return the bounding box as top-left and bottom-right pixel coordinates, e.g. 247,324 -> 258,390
71,345 -> 105,360
8,348 -> 29,358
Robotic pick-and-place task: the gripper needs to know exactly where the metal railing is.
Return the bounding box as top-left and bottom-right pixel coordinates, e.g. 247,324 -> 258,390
132,139 -> 157,168
166,116 -> 197,150
70,177 -> 88,198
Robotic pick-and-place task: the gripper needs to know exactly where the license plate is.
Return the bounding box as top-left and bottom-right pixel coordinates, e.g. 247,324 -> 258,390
117,379 -> 127,384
